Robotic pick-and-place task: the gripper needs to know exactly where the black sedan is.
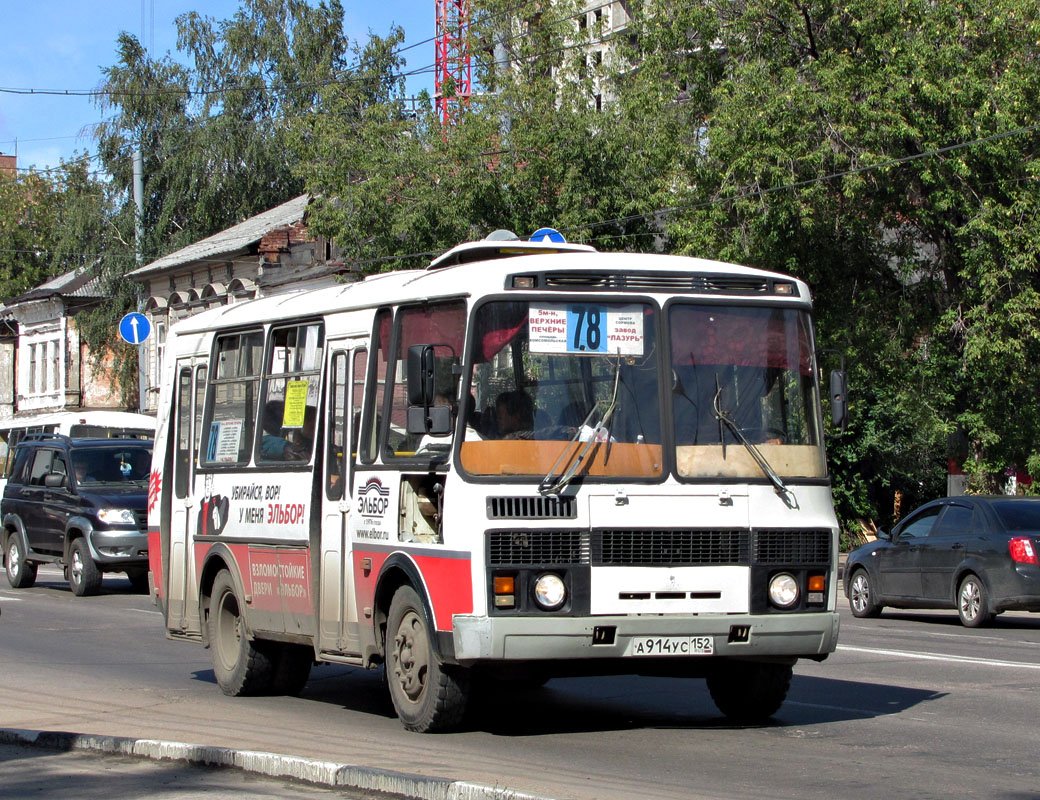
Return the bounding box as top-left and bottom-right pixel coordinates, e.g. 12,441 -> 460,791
844,496 -> 1040,627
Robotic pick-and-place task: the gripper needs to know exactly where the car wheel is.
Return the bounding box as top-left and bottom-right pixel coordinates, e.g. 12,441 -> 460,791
208,569 -> 275,696
849,568 -> 882,618
5,533 -> 38,589
68,538 -> 102,596
385,584 -> 470,732
707,660 -> 793,723
957,573 -> 994,628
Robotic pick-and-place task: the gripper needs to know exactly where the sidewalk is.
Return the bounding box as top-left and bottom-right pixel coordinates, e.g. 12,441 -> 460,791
0,728 -> 553,800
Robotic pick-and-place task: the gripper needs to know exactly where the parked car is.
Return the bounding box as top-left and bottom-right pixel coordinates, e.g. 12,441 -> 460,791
1,434 -> 152,596
844,496 -> 1040,627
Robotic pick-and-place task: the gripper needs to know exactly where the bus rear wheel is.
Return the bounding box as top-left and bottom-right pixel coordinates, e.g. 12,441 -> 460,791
706,660 -> 793,723
386,584 -> 469,732
209,569 -> 274,696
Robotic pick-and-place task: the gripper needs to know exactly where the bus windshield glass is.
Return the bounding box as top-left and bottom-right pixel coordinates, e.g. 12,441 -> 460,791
460,300 -> 663,480
669,303 -> 826,480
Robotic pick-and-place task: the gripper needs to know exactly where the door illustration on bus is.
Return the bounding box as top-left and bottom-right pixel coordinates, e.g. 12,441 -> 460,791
318,343 -> 367,655
168,359 -> 207,633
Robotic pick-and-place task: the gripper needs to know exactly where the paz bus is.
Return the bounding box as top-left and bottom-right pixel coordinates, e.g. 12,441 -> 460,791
147,231 -> 845,732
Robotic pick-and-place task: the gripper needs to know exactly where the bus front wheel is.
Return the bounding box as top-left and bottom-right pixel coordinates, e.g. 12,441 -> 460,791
706,660 -> 793,723
209,569 -> 274,696
386,584 -> 470,732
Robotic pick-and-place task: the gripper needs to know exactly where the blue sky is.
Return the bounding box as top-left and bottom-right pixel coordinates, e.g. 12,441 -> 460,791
0,1 -> 434,173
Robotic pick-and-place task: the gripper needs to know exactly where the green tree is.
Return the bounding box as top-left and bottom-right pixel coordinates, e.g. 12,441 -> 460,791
296,0 -> 669,263
619,0 -> 1040,526
93,0 -> 352,259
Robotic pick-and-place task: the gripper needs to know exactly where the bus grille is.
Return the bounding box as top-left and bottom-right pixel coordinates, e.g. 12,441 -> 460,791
753,530 -> 831,564
592,529 -> 750,566
488,530 -> 589,566
542,272 -> 771,295
487,496 -> 577,520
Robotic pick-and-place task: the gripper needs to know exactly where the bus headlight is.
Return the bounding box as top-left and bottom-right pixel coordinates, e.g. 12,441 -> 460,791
533,573 -> 566,610
768,573 -> 799,609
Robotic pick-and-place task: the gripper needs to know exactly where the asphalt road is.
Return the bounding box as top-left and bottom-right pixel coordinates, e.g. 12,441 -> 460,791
2,565 -> 1039,799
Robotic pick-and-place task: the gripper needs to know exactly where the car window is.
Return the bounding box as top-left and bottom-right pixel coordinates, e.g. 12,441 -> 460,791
990,500 -> 1040,532
27,449 -> 58,486
932,505 -> 973,537
897,507 -> 941,539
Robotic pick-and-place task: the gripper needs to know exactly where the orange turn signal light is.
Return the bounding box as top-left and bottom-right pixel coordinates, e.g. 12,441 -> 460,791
808,575 -> 826,592
494,576 -> 515,595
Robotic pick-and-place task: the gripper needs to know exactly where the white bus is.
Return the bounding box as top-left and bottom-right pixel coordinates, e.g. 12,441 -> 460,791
0,410 -> 155,486
148,232 -> 845,732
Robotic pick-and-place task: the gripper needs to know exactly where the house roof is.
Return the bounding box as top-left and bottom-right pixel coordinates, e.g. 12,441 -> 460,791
2,265 -> 105,309
126,194 -> 310,279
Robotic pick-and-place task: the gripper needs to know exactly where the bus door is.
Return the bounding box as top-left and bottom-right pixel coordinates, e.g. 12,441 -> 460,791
318,342 -> 367,656
167,359 -> 208,634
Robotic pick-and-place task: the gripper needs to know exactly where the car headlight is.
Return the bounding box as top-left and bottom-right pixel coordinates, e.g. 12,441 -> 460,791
97,508 -> 137,525
533,573 -> 566,610
768,573 -> 799,609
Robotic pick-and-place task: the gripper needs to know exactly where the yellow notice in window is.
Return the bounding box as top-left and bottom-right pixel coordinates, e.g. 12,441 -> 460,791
282,380 -> 309,428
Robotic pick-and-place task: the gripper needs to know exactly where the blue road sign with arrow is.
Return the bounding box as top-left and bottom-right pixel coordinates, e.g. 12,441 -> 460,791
118,312 -> 151,345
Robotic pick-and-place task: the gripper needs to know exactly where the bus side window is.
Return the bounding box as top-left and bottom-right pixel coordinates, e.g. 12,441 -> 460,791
360,310 -> 390,464
257,323 -> 323,465
326,352 -> 347,500
202,331 -> 263,466
175,368 -> 192,499
350,349 -> 367,490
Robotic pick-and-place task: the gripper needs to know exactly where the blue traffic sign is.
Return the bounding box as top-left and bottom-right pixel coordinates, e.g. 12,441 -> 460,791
530,227 -> 567,243
119,312 -> 151,345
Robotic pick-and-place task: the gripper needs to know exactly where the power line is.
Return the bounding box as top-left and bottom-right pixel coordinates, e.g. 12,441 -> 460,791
0,0 -> 545,102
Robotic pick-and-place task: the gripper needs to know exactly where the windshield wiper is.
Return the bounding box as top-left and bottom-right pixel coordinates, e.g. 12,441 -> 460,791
539,355 -> 622,496
712,375 -> 794,505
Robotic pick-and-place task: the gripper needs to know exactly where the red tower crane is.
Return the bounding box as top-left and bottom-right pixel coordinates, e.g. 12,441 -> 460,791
434,0 -> 472,125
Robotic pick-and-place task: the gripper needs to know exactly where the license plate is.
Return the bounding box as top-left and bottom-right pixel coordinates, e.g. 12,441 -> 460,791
628,636 -> 714,656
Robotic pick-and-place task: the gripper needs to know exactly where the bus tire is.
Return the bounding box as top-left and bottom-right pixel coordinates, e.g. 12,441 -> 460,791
5,532 -> 37,589
126,568 -> 150,594
68,538 -> 103,597
386,584 -> 470,732
268,642 -> 313,696
706,660 -> 792,723
209,569 -> 275,696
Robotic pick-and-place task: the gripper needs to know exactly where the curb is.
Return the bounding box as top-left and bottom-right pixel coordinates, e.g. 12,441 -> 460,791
0,728 -> 558,800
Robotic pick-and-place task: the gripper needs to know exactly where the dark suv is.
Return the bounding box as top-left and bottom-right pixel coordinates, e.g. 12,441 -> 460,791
1,434 -> 152,596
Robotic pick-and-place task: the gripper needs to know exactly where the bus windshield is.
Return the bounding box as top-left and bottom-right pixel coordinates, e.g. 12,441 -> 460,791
669,303 -> 826,480
460,300 -> 663,479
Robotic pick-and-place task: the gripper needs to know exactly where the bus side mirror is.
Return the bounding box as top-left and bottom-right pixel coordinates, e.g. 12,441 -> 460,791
406,345 -> 452,437
407,345 -> 436,406
829,369 -> 848,432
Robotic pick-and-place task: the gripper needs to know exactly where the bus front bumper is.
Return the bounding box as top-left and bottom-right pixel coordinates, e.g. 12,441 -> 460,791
451,611 -> 840,663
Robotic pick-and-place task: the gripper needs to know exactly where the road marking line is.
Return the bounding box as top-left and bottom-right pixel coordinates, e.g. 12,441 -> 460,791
837,644 -> 1040,670
843,622 -> 1012,643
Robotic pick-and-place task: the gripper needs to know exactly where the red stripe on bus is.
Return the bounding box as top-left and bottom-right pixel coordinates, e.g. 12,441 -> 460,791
353,550 -> 472,632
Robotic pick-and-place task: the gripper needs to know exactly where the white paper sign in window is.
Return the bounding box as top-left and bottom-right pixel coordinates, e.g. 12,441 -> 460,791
529,303 -> 645,356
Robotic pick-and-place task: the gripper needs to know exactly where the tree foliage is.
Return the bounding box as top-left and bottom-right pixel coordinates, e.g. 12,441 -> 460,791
13,0 -> 1039,530
615,0 -> 1040,525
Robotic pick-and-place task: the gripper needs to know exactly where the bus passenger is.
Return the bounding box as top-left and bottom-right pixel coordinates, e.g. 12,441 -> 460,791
261,400 -> 292,460
495,390 -> 534,439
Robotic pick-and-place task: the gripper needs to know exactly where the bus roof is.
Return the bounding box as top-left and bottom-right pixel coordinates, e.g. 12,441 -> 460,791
168,246 -> 812,337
